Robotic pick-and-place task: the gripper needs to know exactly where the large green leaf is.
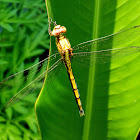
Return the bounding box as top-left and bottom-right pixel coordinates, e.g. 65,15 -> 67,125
35,0 -> 140,140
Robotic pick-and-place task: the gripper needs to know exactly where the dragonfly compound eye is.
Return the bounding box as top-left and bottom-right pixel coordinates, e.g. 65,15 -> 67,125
60,26 -> 67,33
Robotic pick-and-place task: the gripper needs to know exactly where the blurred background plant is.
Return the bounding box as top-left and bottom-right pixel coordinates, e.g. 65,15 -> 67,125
0,0 -> 49,139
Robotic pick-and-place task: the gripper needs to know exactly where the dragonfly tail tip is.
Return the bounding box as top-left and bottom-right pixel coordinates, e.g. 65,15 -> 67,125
79,110 -> 85,117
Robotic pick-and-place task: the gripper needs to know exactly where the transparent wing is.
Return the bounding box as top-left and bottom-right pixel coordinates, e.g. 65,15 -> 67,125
0,53 -> 61,110
72,25 -> 140,64
72,46 -> 140,64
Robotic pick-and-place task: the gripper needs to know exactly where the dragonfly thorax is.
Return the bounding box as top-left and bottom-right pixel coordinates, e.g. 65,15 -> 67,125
56,34 -> 73,57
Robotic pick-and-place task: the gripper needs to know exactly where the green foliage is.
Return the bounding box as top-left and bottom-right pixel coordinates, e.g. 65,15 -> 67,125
35,0 -> 140,140
0,0 -> 49,139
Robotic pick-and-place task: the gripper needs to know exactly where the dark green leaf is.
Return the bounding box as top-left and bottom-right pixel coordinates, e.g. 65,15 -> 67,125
0,23 -> 14,32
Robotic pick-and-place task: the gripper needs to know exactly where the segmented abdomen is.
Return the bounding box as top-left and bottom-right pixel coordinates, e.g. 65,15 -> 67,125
64,49 -> 84,116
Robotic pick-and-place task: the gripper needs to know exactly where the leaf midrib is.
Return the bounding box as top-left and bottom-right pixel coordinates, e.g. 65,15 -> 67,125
82,0 -> 101,140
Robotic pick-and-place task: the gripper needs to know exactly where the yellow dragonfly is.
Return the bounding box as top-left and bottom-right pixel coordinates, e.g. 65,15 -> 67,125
0,19 -> 140,116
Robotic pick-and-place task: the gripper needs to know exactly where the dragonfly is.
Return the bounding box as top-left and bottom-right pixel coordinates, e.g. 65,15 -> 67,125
0,18 -> 140,117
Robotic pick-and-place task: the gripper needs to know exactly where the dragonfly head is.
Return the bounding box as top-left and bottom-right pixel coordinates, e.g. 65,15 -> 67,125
49,25 -> 67,37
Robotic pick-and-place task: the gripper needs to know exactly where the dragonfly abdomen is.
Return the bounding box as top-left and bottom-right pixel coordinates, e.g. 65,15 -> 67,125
64,49 -> 85,117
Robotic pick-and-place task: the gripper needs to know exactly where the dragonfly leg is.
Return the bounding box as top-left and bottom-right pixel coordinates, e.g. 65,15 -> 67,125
69,48 -> 74,57
48,17 -> 57,34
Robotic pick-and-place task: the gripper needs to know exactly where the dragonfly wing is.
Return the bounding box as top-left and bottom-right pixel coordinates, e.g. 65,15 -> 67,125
72,25 -> 140,64
72,46 -> 140,64
72,25 -> 140,53
0,53 -> 61,110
